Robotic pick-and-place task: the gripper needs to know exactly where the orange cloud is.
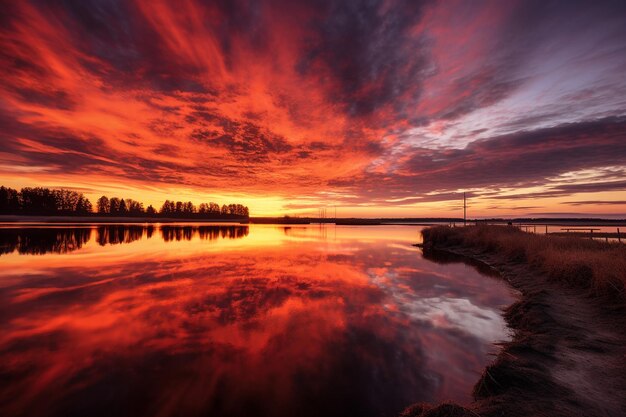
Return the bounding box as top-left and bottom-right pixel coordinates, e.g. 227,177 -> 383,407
1,0 -> 625,217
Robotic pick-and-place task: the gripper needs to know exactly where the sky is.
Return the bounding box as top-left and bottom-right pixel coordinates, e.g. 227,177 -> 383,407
1,0 -> 625,218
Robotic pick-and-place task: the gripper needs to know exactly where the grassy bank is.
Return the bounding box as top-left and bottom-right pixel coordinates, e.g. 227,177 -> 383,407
401,225 -> 626,417
422,225 -> 626,301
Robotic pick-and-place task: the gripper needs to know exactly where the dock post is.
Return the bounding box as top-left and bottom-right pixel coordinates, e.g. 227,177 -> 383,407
618,228 -> 621,243
545,225 -> 548,234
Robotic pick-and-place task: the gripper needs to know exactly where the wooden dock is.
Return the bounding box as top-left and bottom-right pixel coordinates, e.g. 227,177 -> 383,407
551,228 -> 622,243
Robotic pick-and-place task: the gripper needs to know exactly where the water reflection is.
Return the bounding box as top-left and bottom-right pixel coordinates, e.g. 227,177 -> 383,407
0,225 -> 249,255
0,225 -> 514,417
0,227 -> 92,255
421,247 -> 501,278
96,225 -> 148,246
161,225 -> 249,241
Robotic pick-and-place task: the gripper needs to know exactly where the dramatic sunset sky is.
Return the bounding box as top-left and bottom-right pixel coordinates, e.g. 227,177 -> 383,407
1,0 -> 625,217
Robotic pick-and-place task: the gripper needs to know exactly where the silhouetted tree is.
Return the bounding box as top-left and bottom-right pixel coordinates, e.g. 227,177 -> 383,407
160,200 -> 175,215
125,199 -> 144,215
109,197 -> 121,214
75,195 -> 92,215
97,196 -> 110,214
118,199 -> 128,215
0,186 -> 20,214
183,201 -> 195,214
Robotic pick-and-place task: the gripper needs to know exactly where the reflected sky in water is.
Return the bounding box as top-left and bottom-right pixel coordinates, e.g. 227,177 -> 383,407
0,224 -> 515,417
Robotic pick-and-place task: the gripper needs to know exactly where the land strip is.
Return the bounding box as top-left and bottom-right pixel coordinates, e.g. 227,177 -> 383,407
402,226 -> 626,417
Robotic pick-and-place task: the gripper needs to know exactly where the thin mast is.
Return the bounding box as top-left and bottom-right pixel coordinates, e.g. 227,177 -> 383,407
463,193 -> 467,226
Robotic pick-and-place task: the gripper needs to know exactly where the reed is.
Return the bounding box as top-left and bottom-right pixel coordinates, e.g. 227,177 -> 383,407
422,225 -> 626,301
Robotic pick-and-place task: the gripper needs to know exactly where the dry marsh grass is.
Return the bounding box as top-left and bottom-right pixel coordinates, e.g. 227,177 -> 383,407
422,225 -> 626,301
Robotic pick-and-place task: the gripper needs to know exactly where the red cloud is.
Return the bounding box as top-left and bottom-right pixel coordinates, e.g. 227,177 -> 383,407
1,0 -> 625,215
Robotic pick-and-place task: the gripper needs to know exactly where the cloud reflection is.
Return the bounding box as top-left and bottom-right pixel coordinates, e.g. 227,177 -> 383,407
0,225 -> 515,417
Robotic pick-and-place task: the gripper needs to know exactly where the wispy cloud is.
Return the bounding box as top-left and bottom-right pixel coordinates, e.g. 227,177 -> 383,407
1,0 -> 625,215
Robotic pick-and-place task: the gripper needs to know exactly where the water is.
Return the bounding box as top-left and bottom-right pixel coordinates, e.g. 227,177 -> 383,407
0,224 -> 516,417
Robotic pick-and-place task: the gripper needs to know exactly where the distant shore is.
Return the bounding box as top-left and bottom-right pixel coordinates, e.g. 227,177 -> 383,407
403,226 -> 626,417
252,217 -> 626,225
1,215 -> 626,227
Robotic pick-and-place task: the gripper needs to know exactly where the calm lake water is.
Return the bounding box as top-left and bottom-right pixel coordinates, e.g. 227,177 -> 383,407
0,224 -> 515,417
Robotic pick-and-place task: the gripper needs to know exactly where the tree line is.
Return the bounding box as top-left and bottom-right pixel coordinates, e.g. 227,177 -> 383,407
158,200 -> 248,217
97,197 -> 249,218
0,186 -> 249,219
0,186 -> 92,215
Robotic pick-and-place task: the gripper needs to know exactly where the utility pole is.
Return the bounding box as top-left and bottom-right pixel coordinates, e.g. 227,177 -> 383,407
463,193 -> 467,226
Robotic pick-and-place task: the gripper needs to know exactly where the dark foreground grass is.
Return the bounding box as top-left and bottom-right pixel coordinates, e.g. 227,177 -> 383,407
422,225 -> 626,301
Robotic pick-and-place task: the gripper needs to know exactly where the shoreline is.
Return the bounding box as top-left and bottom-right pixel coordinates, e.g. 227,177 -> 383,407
403,236 -> 626,416
0,215 -> 455,226
2,215 -> 626,227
